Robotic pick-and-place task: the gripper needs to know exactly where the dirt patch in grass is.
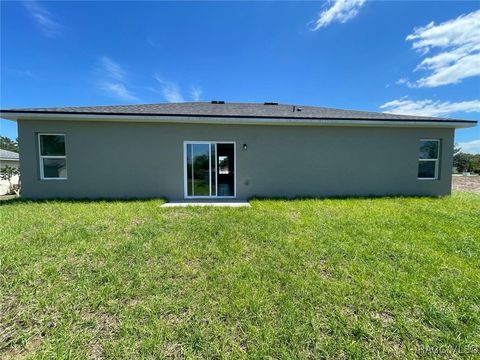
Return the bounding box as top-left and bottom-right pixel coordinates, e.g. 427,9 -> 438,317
163,341 -> 184,359
452,175 -> 480,193
84,311 -> 119,360
88,340 -> 104,360
372,311 -> 395,326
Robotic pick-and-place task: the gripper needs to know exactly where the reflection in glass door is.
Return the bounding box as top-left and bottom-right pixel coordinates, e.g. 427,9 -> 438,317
186,143 -> 210,196
185,142 -> 235,198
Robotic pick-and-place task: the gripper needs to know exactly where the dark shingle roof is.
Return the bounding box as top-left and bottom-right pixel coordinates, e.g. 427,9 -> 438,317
0,102 -> 477,124
0,149 -> 19,160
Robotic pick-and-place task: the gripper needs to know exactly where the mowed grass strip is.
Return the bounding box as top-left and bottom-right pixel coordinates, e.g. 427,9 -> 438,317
0,193 -> 479,359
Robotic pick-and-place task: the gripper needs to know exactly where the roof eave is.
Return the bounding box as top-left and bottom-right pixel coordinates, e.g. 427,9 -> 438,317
0,111 -> 476,129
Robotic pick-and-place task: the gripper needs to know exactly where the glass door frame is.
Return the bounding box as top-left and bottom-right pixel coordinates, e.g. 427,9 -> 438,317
183,141 -> 236,199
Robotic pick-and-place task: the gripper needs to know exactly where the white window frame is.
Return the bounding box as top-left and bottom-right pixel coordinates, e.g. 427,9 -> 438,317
417,139 -> 440,180
38,133 -> 67,180
183,141 -> 236,199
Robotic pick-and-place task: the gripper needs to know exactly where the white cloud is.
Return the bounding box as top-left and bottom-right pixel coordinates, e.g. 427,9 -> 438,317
96,57 -> 138,101
23,1 -> 62,38
154,76 -> 185,103
152,76 -> 203,103
396,78 -> 415,88
380,98 -> 480,117
98,56 -> 126,81
403,10 -> 480,87
98,82 -> 138,101
311,0 -> 366,30
190,86 -> 203,102
457,139 -> 480,154
6,68 -> 37,79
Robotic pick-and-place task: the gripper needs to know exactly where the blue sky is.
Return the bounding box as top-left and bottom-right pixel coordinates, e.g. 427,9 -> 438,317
1,1 -> 479,152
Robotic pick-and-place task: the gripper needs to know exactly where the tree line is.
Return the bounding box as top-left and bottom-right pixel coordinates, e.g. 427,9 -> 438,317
453,145 -> 480,174
0,136 -> 19,152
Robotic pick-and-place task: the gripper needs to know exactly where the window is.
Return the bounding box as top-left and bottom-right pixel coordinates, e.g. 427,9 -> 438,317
38,134 -> 67,180
418,139 -> 439,180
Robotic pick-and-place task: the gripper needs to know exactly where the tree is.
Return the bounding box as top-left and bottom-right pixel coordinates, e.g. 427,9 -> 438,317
453,144 -> 462,157
0,136 -> 18,152
0,165 -> 20,195
470,154 -> 480,174
454,151 -> 469,172
453,144 -> 480,174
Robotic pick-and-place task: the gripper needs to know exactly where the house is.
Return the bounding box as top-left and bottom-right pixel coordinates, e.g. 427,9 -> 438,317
0,149 -> 20,170
0,149 -> 20,195
0,102 -> 477,200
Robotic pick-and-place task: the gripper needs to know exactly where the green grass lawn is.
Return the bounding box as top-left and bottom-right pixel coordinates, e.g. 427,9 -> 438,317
1,193 -> 479,359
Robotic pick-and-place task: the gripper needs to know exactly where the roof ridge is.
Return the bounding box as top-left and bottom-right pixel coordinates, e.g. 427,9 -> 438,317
0,102 -> 476,124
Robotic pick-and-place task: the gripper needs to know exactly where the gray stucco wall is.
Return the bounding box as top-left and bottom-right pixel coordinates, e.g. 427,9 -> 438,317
18,119 -> 454,200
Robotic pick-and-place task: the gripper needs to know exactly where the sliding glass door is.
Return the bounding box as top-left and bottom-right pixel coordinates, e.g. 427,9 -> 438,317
184,142 -> 235,198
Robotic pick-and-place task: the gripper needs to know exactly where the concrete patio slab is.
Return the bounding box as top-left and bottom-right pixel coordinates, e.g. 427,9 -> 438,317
161,202 -> 251,208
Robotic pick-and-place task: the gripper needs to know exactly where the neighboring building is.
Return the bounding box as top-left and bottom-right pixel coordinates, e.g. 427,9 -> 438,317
0,149 -> 20,169
0,149 -> 20,195
0,102 -> 477,200
0,149 -> 20,170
